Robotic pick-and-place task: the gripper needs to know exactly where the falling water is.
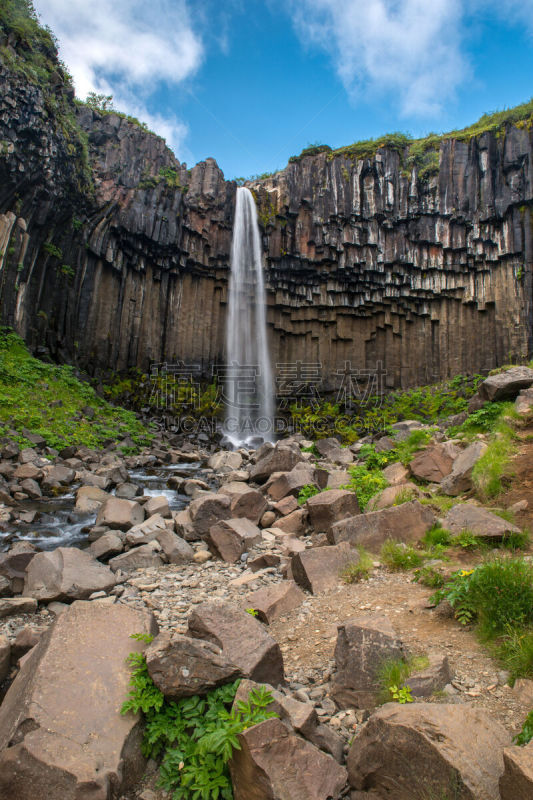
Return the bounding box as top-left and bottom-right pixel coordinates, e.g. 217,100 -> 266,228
224,186 -> 273,446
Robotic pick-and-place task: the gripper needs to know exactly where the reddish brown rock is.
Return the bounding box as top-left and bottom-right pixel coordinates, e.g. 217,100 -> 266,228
145,632 -> 241,698
271,508 -> 307,536
405,653 -> 452,697
330,501 -> 435,551
291,541 -> 358,594
88,532 -> 123,561
23,547 -> 115,602
250,443 -> 303,483
189,492 -> 231,537
315,438 -> 353,465
245,581 -> 305,623
0,542 -> 37,594
144,495 -> 171,518
0,600 -> 157,800
95,496 -> 144,531
306,489 -> 360,535
443,503 -> 522,541
409,442 -> 460,482
365,483 -> 420,511
75,485 -> 110,512
188,601 -> 284,686
382,462 -> 410,485
347,703 -> 510,799
233,679 -> 318,738
154,529 -> 194,564
218,483 -> 268,525
208,518 -> 262,562
108,543 -> 164,572
0,634 -> 10,682
267,464 -> 320,502
500,743 -> 533,800
273,495 -> 299,516
440,441 -> 488,495
229,717 -> 347,800
0,597 -> 38,619
479,366 -> 533,402
331,615 -> 404,708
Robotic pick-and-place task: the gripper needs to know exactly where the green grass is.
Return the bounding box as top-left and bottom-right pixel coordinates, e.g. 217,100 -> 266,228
342,464 -> 388,510
472,412 -> 518,499
340,547 -> 374,582
297,483 -> 320,505
0,329 -> 153,452
381,540 -> 426,571
496,627 -> 533,684
423,525 -> 453,551
376,654 -> 430,703
419,494 -> 460,515
413,565 -> 446,589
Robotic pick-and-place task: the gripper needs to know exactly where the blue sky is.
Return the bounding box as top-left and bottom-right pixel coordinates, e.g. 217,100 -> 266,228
34,0 -> 533,180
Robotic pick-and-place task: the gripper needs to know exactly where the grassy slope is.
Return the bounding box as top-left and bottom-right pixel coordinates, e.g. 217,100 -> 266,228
0,330 -> 152,452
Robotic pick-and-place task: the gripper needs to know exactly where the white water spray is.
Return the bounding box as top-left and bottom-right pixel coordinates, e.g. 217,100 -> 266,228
224,186 -> 273,446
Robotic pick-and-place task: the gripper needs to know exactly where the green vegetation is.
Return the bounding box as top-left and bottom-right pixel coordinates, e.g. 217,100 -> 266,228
377,654 -> 430,703
413,565 -> 445,589
297,483 -> 320,505
381,540 -> 425,571
340,547 -> 374,583
432,558 -> 533,680
138,166 -> 188,192
0,329 -> 152,451
515,710 -> 533,746
287,99 -> 533,181
342,463 -> 388,510
472,414 -> 518,499
423,525 -> 453,552
121,636 -> 277,800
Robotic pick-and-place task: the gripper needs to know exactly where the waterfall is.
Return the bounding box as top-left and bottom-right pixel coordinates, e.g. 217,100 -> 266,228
224,186 -> 273,446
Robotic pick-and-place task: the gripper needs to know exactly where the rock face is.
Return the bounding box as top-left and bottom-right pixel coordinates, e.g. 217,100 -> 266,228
188,601 -> 285,686
229,717 -> 347,800
347,703 -> 510,799
0,600 -> 157,800
0,22 -> 532,387
500,744 -> 533,800
23,547 -> 115,602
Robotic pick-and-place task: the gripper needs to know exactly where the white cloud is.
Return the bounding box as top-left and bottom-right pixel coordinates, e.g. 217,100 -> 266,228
33,0 -> 203,156
288,0 -> 468,117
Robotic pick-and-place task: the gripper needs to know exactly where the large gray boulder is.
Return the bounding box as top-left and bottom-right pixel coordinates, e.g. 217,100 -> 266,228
347,703 -> 510,799
23,547 -> 115,602
95,497 -> 144,531
188,492 -> 232,537
0,600 -> 157,800
409,442 -> 460,482
443,503 -> 523,541
207,518 -> 262,563
218,482 -> 268,524
291,542 -> 358,594
306,489 -> 360,535
440,441 -> 488,495
250,443 -> 302,483
479,366 -> 533,402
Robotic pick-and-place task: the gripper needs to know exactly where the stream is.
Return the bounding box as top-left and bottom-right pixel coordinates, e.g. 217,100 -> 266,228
0,461 -> 209,552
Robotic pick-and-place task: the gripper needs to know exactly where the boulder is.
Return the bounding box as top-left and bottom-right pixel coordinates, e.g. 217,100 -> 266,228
208,451 -> 243,471
229,717 -> 347,800
0,600 -> 156,800
306,489 -> 360,535
11,626 -> 43,663
13,463 -> 42,481
0,542 -> 37,593
409,442 -> 460,482
326,469 -> 351,489
271,509 -> 307,536
76,470 -> 111,491
331,615 -> 404,708
382,462 -> 410,485
347,703 -> 510,800
23,548 -> 115,602
154,529 -> 194,564
234,679 -> 317,738
315,437 -> 353,465
95,497 -> 144,531
443,503 -> 522,541
19,478 -> 41,499
173,508 -> 196,541
330,501 -> 436,551
145,632 -> 241,698
478,366 -> 533,402
188,492 -> 231,537
208,518 -> 262,563
218,482 -> 268,524
188,601 -> 284,686
124,513 -> 170,546
266,463 -> 319,502
115,482 -> 141,499
250,443 -> 303,483
405,653 -> 452,697
306,724 -> 345,764
440,441 -> 488,495
143,495 -> 171,518
41,465 -> 75,494
292,542 -> 358,594
0,634 -> 10,682
88,532 -> 124,561
245,581 -> 305,623
273,495 -> 299,516
366,483 -> 421,511
108,544 -> 164,573
0,597 -> 38,619
74,485 -> 110,512
500,743 -> 533,799
94,463 -> 129,486
516,387 -> 533,416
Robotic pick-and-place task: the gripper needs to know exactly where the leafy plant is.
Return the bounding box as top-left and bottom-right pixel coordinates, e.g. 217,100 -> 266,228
413,565 -> 445,589
122,645 -> 278,800
457,530 -> 480,550
430,569 -> 476,625
244,608 -> 258,617
514,710 -> 533,746
342,464 -> 388,510
390,684 -> 414,704
423,525 -> 453,552
297,483 -> 320,505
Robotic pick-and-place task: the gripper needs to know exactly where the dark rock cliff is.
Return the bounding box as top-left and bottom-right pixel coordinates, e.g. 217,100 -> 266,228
0,50 -> 531,389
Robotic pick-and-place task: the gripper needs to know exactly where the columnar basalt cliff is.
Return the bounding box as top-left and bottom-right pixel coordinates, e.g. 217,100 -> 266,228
0,43 -> 531,389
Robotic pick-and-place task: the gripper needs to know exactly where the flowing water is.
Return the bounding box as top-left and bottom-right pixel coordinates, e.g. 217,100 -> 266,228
224,186 -> 273,446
